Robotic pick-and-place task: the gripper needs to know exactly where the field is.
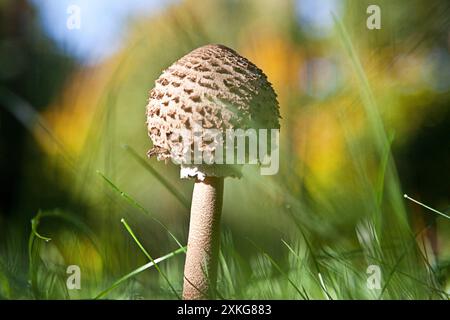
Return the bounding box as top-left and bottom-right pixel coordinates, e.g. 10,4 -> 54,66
0,0 -> 449,300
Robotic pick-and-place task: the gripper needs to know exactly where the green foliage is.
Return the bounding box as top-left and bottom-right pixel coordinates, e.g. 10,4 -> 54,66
0,0 -> 449,300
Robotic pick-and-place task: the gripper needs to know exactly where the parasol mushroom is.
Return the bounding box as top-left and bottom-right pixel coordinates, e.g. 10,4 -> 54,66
146,44 -> 280,299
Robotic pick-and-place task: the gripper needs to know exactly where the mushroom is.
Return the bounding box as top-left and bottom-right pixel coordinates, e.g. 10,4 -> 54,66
146,44 -> 280,299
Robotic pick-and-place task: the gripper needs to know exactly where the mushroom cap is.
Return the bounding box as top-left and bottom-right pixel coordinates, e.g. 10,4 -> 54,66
146,44 -> 280,178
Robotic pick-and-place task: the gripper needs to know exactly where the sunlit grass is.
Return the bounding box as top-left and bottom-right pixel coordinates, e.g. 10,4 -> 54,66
0,1 -> 448,301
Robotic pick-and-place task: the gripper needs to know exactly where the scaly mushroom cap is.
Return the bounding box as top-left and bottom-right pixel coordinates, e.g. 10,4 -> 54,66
146,44 -> 280,178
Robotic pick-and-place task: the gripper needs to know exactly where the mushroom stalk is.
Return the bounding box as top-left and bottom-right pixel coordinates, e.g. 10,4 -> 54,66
146,44 -> 280,299
183,177 -> 224,300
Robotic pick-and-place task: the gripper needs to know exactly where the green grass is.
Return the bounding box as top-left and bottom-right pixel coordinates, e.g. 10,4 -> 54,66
0,7 -> 449,301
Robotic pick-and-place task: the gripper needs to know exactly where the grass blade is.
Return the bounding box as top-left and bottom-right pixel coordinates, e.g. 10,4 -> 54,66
120,218 -> 181,299
404,194 -> 450,220
95,246 -> 186,299
333,13 -> 407,222
96,170 -> 185,251
123,144 -> 190,210
248,239 -> 307,300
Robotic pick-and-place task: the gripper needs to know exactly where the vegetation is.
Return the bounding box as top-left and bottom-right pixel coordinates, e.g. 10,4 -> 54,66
0,0 -> 449,299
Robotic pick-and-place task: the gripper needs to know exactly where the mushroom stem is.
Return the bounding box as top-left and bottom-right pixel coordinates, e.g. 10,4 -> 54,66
183,177 -> 224,300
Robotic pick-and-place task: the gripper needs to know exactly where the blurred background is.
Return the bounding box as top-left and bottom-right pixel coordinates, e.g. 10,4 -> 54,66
0,0 -> 449,299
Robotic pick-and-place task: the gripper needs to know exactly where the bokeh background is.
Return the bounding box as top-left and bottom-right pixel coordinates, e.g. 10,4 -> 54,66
0,0 -> 449,299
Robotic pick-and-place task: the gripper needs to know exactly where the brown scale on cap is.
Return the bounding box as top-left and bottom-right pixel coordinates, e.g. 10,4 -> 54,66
146,44 -> 280,164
